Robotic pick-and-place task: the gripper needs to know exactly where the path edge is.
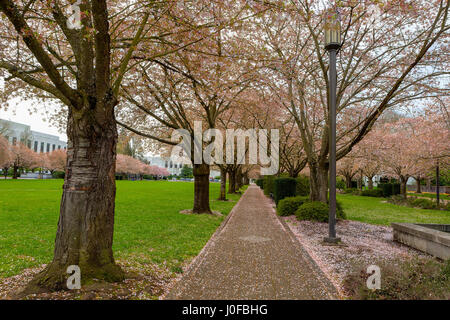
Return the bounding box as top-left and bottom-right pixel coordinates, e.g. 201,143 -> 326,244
269,197 -> 341,299
162,188 -> 250,300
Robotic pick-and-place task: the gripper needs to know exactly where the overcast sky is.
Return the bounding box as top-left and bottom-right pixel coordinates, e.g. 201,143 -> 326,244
0,97 -> 67,142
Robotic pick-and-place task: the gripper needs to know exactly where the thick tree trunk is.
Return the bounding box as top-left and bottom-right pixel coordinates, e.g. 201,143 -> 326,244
415,176 -> 421,193
228,169 -> 236,194
243,174 -> 249,185
309,163 -> 328,202
368,177 -> 374,190
400,176 -> 408,199
193,163 -> 211,213
28,105 -> 124,292
218,167 -> 227,201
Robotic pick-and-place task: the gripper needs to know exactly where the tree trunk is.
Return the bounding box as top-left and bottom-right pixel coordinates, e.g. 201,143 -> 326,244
400,176 -> 408,199
309,162 -> 328,202
228,169 -> 236,194
13,164 -> 18,179
415,176 -> 421,193
236,167 -> 243,190
28,105 -> 124,292
218,167 -> 227,201
345,175 -> 352,189
243,174 -> 249,185
193,163 -> 211,213
368,177 -> 374,190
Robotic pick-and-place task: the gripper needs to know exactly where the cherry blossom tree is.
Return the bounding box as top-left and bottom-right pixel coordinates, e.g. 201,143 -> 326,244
0,0 -> 218,290
0,134 -> 12,178
47,149 -> 67,174
252,0 -> 449,202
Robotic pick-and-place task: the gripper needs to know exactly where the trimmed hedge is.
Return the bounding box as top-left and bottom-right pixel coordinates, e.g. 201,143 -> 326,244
295,201 -> 346,222
277,196 -> 309,216
295,175 -> 310,196
255,178 -> 264,188
392,183 -> 401,196
263,175 -> 275,196
52,171 -> 65,179
361,188 -> 384,197
378,183 -> 392,197
274,178 -> 297,204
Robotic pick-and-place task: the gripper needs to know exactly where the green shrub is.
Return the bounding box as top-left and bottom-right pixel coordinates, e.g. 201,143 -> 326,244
274,177 -> 297,204
255,178 -> 264,188
52,171 -> 65,179
336,177 -> 346,190
378,183 -> 393,197
295,201 -> 346,222
263,175 -> 275,196
409,198 -> 437,209
360,189 -> 384,197
392,183 -> 401,195
295,175 -> 310,196
336,200 -> 346,220
343,187 -> 356,194
277,196 -> 309,216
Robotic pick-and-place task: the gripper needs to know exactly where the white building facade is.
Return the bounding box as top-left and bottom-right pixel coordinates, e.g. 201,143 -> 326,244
146,156 -> 220,178
0,119 -> 67,153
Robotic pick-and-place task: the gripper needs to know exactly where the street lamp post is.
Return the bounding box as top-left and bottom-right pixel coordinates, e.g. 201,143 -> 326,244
324,12 -> 341,244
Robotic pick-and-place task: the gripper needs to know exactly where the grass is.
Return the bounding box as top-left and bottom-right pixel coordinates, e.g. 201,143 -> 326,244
407,191 -> 450,201
0,179 -> 244,278
337,193 -> 450,226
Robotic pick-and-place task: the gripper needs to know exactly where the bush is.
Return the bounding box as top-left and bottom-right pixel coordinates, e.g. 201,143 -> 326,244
392,183 -> 401,195
255,178 -> 264,188
52,171 -> 65,179
343,187 -> 356,194
295,201 -> 346,222
274,177 -> 297,204
409,198 -> 437,209
360,188 -> 384,197
343,258 -> 450,300
378,183 -> 393,197
295,175 -> 310,196
263,175 -> 275,196
336,177 -> 346,190
277,196 -> 310,216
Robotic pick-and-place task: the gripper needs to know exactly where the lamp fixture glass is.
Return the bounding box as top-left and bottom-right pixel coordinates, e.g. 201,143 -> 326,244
324,13 -> 341,50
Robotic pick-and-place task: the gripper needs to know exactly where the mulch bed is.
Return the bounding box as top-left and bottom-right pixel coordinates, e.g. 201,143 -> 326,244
283,217 -> 428,297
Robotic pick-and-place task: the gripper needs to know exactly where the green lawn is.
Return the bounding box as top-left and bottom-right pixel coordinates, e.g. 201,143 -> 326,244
338,193 -> 450,225
407,192 -> 450,201
0,179 -> 243,278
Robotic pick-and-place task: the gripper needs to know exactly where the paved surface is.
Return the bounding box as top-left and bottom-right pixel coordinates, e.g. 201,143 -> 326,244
165,185 -> 337,300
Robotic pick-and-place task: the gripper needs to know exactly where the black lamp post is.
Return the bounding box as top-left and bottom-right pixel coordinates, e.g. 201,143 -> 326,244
324,12 -> 341,244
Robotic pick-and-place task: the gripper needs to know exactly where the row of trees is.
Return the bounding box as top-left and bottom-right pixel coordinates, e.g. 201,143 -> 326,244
0,0 -> 448,290
116,154 -> 169,178
336,106 -> 449,197
0,135 -> 66,178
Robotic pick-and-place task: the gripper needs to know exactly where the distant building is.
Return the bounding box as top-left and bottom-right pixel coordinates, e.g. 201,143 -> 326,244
146,155 -> 220,178
0,119 -> 67,153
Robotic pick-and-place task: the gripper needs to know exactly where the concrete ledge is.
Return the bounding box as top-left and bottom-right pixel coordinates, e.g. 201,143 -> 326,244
392,223 -> 450,260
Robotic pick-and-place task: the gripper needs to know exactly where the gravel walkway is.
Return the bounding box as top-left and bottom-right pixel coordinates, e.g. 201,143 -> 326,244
164,185 -> 337,300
